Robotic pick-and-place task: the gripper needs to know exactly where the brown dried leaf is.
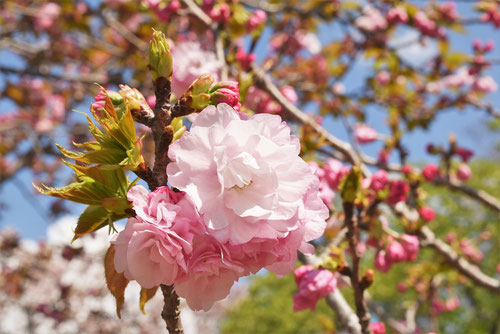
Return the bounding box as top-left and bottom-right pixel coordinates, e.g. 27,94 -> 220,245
104,244 -> 129,318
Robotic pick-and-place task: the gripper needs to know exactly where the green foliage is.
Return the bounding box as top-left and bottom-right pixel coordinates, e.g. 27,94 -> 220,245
221,272 -> 336,334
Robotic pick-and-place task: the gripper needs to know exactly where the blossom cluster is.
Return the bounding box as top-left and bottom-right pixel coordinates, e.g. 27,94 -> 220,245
374,235 -> 420,273
113,104 -> 328,311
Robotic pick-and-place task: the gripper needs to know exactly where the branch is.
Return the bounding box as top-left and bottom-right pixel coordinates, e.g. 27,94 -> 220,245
344,201 -> 372,334
0,64 -> 110,84
252,64 -> 366,169
419,226 -> 500,294
160,285 -> 184,334
181,0 -> 217,28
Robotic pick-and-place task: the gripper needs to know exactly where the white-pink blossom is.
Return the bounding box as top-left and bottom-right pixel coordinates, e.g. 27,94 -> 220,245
167,104 -> 328,276
354,123 -> 378,144
171,41 -> 221,98
473,76 -> 498,93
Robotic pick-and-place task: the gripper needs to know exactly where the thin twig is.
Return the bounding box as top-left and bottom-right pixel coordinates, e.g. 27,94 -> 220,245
419,226 -> 500,293
344,201 -> 372,334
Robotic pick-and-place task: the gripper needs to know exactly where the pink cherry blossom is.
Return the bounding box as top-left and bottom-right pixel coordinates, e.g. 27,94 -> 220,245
355,6 -> 387,32
473,76 -> 498,93
419,207 -> 436,222
387,6 -> 408,24
171,41 -> 221,98
386,240 -> 406,263
370,322 -> 386,334
112,186 -> 203,288
293,266 -> 337,311
167,103 -> 327,250
112,217 -> 193,288
235,48 -> 256,70
374,250 -> 392,272
375,71 -> 391,85
422,163 -> 439,181
35,3 -> 61,31
323,158 -> 349,191
386,180 -> 409,205
174,234 -> 244,311
400,234 -> 419,261
247,9 -> 267,30
456,163 -> 472,181
369,170 -> 389,192
378,148 -> 391,164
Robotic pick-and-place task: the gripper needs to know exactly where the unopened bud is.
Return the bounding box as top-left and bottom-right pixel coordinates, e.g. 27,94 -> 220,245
148,30 -> 173,81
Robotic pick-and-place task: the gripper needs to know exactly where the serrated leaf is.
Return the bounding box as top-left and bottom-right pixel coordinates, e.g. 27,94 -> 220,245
34,181 -> 114,206
105,245 -> 129,318
74,205 -> 112,240
63,162 -> 128,195
139,286 -> 159,315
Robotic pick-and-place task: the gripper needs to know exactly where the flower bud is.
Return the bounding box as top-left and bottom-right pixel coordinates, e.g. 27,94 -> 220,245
374,250 -> 392,272
386,240 -> 406,263
148,30 -> 173,81
456,163 -> 472,181
210,84 -> 240,111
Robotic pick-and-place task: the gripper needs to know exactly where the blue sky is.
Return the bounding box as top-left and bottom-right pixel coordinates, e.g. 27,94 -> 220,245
1,1 -> 499,240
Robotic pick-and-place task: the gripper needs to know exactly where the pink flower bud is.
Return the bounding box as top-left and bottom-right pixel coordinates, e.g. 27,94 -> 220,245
483,40 -> 495,52
375,250 -> 392,272
355,124 -> 377,144
446,232 -> 457,243
235,48 -> 256,70
419,207 -> 435,222
400,234 -> 419,261
396,282 -> 407,292
209,4 -> 230,22
386,240 -> 406,263
370,322 -> 386,334
473,39 -> 482,52
375,71 -> 390,85
280,86 -> 298,104
497,263 -> 500,274
402,165 -> 413,175
91,91 -> 106,111
456,163 -> 472,181
422,163 -> 439,181
378,149 -> 390,165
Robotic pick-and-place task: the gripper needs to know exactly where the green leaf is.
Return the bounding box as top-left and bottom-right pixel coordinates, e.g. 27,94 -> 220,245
340,165 -> 362,203
74,205 -> 112,240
